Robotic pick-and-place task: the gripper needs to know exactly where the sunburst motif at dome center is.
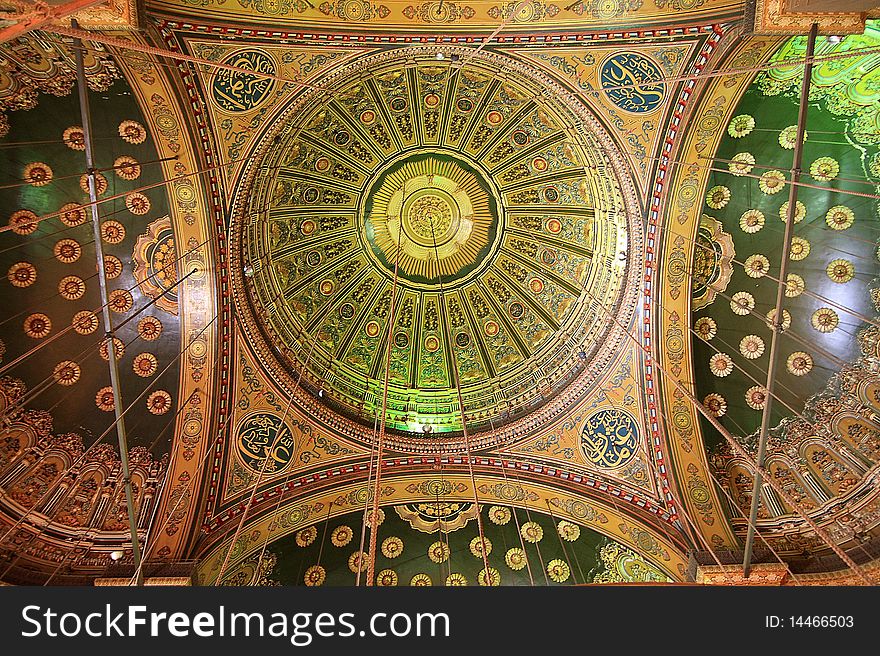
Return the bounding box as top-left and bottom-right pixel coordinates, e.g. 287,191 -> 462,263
363,153 -> 500,285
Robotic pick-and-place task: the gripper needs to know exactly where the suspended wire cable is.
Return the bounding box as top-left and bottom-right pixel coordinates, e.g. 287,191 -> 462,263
128,387 -> 241,585
430,451 -> 445,584
245,355 -> 344,586
698,153 -> 880,189
654,213 -> 880,330
365,205 -> 404,587
637,152 -> 880,200
642,239 -> 862,408
0,134 -> 122,149
755,218 -> 880,261
705,466 -> 803,586
0,151 -> 260,236
131,437 -> 225,585
703,407 -> 814,585
426,210 -> 492,583
123,467 -> 172,583
213,306 -> 323,585
0,238 -> 97,277
311,501 -> 334,585
703,281 -> 857,374
519,483 -> 550,586
628,371 -> 798,581
0,269 -> 102,329
543,498 -> 578,585
645,207 -> 872,376
0,205 -> 132,256
585,368 -> 701,560
487,415 -> 536,586
0,267 -> 199,418
714,401 -> 845,585
355,409 -> 381,586
0,154 -> 178,191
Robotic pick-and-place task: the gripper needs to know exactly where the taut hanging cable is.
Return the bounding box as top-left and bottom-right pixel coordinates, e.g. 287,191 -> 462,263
247,360 -> 342,586
0,204 -> 139,259
0,270 -> 102,329
355,408 -> 380,586
544,499 -> 577,585
0,266 -> 199,420
642,186 -> 880,331
630,152 -> 880,201
0,154 -> 178,191
433,445 -> 453,585
679,231 -> 880,331
746,24 -> 818,578
758,215 -> 880,253
213,399 -> 297,585
1,239 -> 203,378
427,213 -> 492,582
70,21 -> 144,583
0,151 -> 261,236
697,153 -> 880,189
365,202 -> 404,587
129,386 -> 240,585
701,410 -> 805,584
487,416 -> 535,586
646,239 -> 860,407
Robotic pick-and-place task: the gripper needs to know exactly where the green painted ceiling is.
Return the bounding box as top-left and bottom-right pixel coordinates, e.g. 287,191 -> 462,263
0,78 -> 182,455
235,48 -> 639,437
693,28 -> 880,449
218,503 -> 670,586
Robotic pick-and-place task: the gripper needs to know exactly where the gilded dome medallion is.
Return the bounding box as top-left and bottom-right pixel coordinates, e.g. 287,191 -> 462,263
363,152 -> 501,286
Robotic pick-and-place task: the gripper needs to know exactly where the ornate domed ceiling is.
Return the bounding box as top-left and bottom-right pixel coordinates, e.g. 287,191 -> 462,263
232,48 -> 640,442
1,0 -> 880,587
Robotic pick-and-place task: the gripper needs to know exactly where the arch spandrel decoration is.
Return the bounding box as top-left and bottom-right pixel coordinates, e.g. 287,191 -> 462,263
507,37 -> 703,189
181,39 -> 375,187
505,343 -> 656,495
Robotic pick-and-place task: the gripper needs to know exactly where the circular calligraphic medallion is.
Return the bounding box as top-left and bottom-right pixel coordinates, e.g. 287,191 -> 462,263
580,408 -> 639,468
236,413 -> 295,472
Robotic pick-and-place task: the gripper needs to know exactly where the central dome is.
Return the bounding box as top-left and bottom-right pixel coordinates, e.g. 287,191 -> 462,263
362,152 -> 502,285
231,48 -> 641,447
